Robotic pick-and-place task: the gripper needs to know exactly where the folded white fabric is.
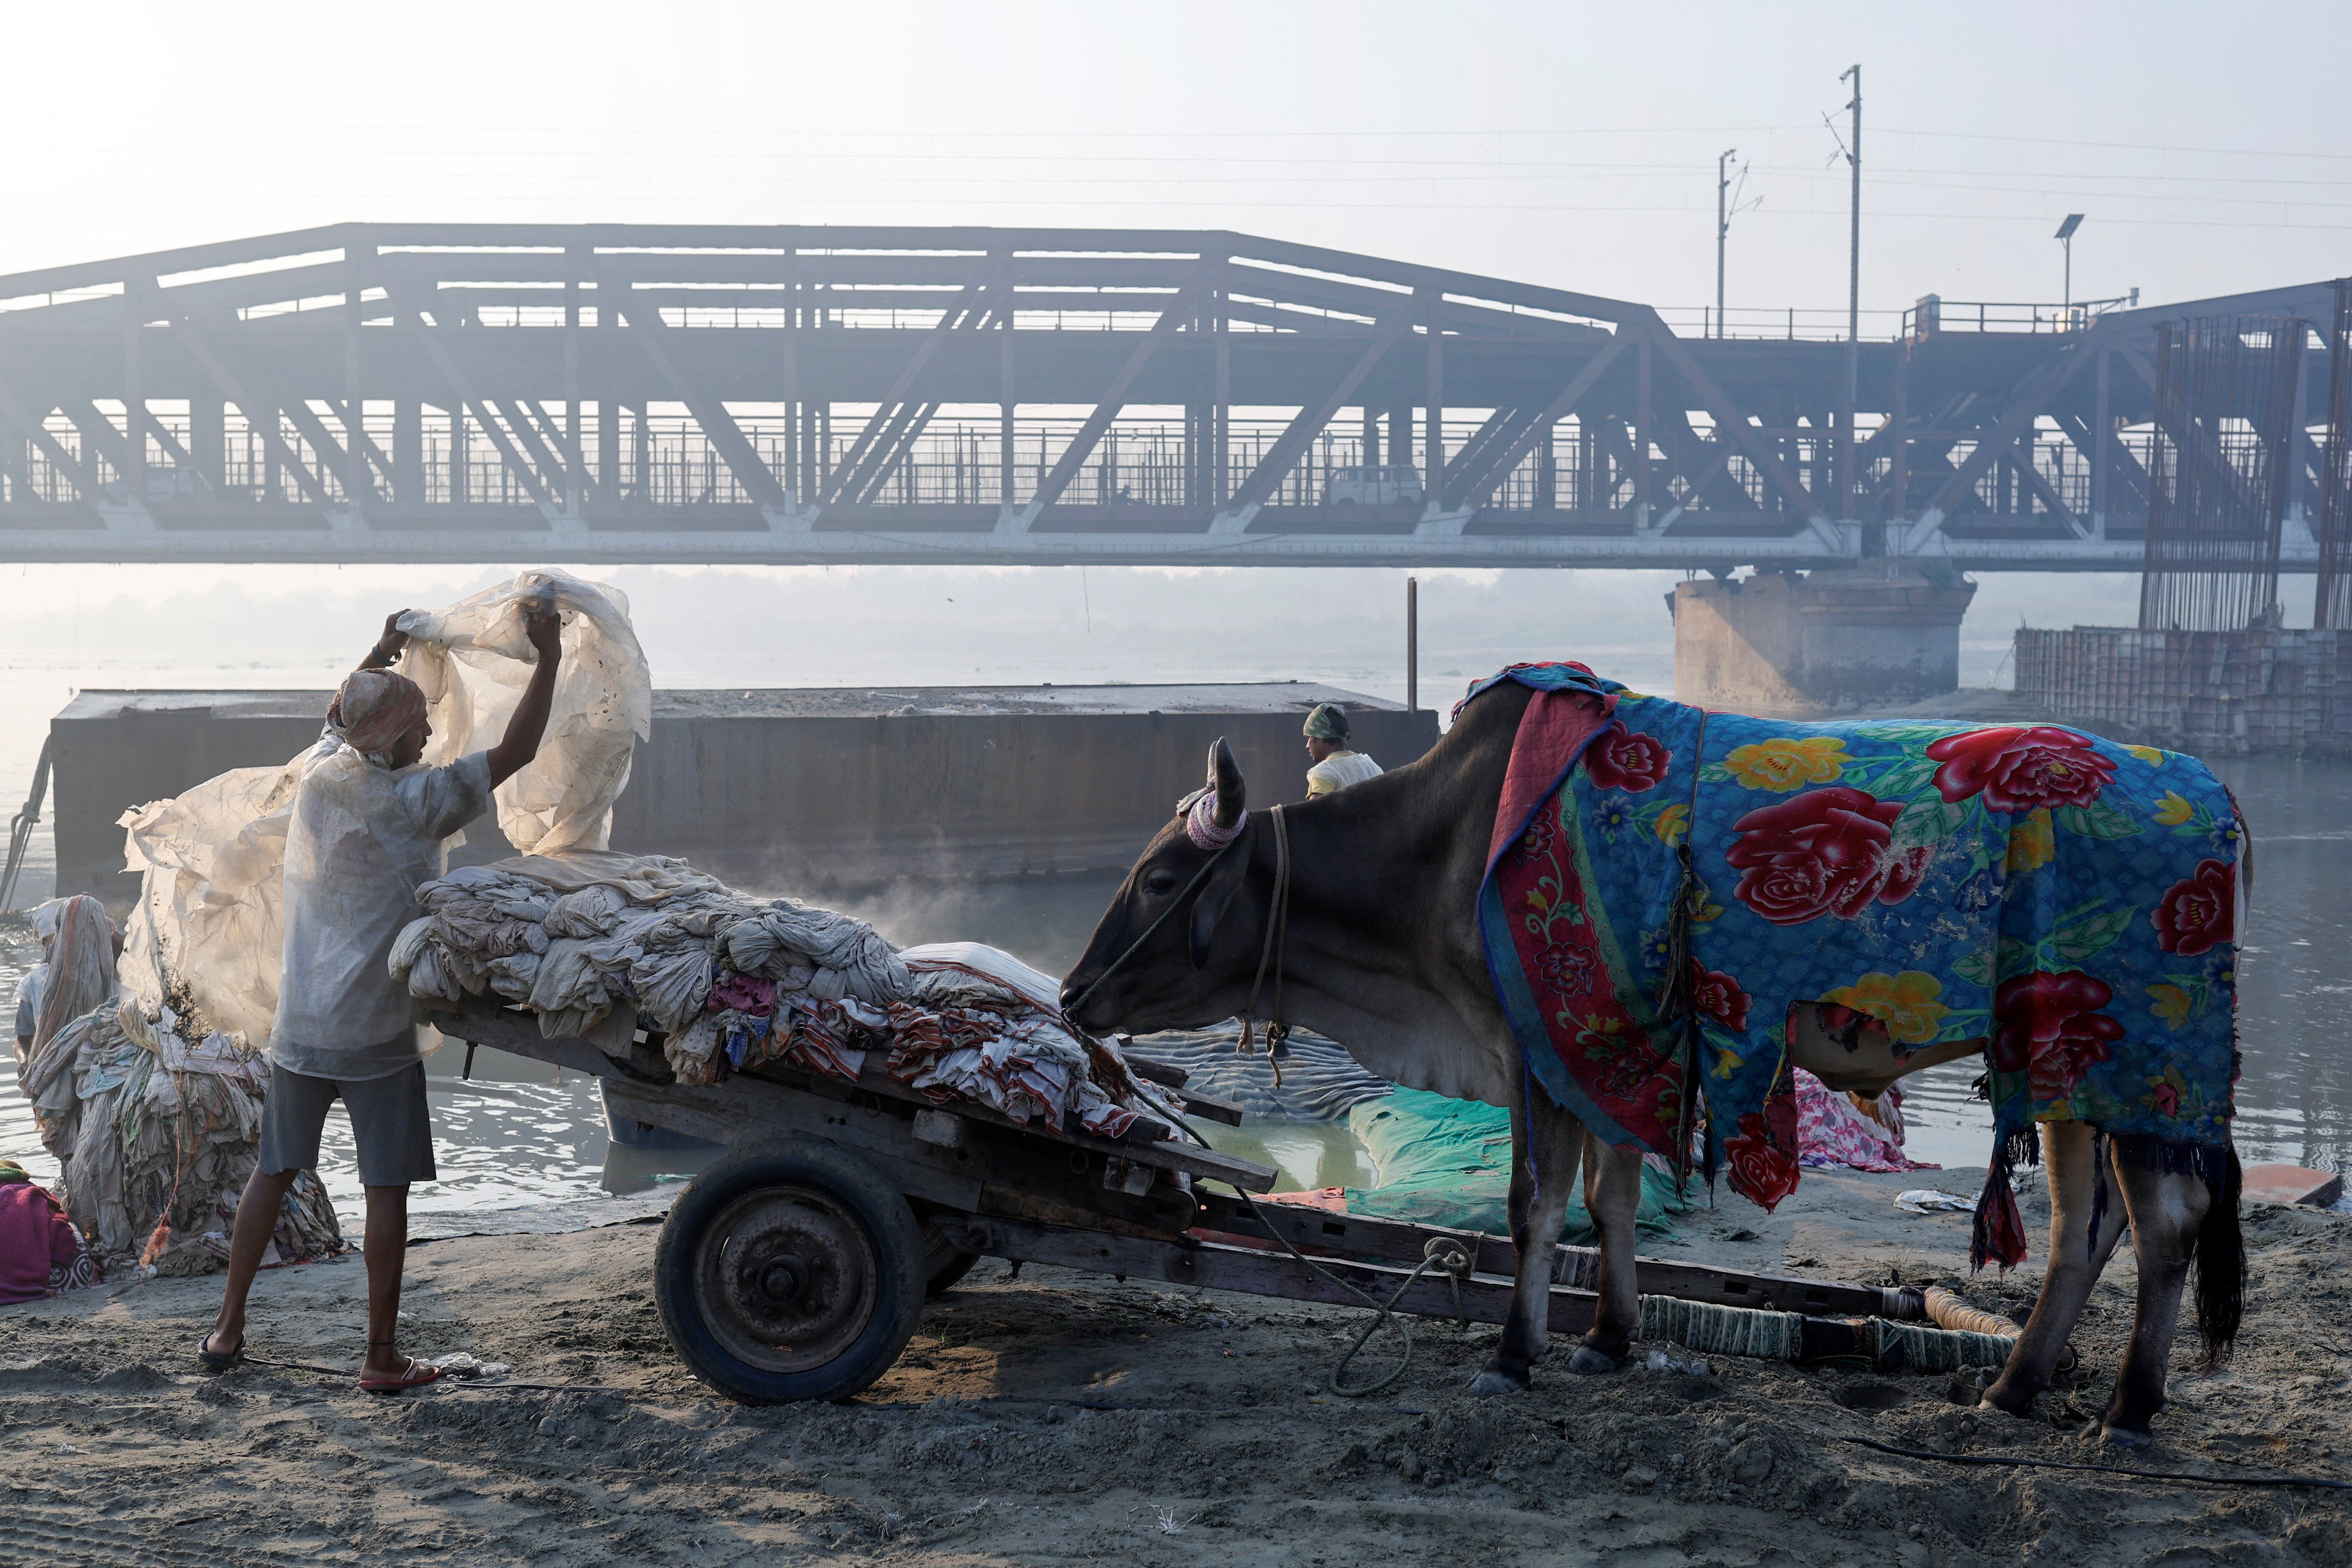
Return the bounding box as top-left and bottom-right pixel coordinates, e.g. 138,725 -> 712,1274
395,852 -> 1184,1139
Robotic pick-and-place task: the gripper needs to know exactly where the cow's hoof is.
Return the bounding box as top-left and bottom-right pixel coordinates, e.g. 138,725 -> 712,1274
1567,1345 -> 1621,1376
1468,1369 -> 1526,1399
2099,1423 -> 2152,1451
1976,1386 -> 2034,1419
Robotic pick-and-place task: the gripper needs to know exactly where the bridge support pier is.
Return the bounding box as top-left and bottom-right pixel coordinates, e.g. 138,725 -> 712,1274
1670,563 -> 1977,718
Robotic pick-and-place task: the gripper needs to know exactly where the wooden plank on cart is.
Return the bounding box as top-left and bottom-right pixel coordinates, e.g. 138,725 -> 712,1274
1164,1086 -> 1247,1126
1122,1055 -> 1247,1126
955,1214 -> 1599,1337
428,999 -> 1279,1192
604,1077 -> 986,1212
1194,1193 -> 1915,1318
743,1062 -> 1280,1193
426,1005 -> 643,1082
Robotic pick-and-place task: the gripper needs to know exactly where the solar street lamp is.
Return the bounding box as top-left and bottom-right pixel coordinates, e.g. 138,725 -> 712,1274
2054,213 -> 2085,326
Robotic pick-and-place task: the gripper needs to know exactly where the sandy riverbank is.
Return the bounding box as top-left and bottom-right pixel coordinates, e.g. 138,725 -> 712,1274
5,1164 -> 2348,1567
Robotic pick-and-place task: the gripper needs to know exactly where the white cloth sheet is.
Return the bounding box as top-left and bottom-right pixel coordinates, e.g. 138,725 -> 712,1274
115,569 -> 649,1054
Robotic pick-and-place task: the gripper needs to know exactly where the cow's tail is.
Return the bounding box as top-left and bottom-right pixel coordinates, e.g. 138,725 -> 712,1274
2224,783 -> 2253,909
2203,780 -> 2250,1368
2193,1141 -> 2245,1367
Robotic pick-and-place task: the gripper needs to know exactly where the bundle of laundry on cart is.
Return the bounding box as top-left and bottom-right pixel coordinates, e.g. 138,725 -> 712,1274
391,850 -> 1185,1144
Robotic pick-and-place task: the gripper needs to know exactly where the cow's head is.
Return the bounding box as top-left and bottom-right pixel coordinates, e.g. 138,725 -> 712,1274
1060,738 -> 1262,1035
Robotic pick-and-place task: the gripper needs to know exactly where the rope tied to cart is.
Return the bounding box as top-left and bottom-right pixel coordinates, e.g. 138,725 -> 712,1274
1325,1233 -> 1473,1397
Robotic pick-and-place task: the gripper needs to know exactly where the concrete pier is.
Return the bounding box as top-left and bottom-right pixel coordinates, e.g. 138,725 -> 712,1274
1670,564 -> 1977,717
48,683 -> 1436,901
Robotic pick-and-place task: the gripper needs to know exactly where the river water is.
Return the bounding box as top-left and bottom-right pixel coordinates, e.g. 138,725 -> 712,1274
0,677 -> 2345,1224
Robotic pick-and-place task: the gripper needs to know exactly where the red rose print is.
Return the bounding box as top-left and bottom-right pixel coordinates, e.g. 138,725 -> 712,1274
1992,969 -> 2125,1101
1723,787 -> 1930,926
2148,1079 -> 2181,1118
1925,726 -> 2116,813
1584,723 -> 1670,793
1587,1045 -> 1658,1100
2151,858 -> 2235,956
1724,1105 -> 1801,1211
1515,808 -> 1557,863
1690,961 -> 1751,1032
1536,940 -> 1599,998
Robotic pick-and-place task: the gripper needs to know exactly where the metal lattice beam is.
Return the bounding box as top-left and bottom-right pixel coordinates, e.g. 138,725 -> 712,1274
0,223 -> 2332,569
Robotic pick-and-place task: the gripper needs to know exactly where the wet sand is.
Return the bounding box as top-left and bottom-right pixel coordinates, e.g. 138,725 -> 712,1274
6,1166 -> 2348,1567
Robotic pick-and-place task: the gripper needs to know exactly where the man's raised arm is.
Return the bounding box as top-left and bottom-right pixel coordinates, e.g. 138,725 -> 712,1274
358,611 -> 413,673
486,610 -> 563,788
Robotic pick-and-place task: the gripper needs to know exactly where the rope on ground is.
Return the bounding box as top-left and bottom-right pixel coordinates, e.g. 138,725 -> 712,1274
1326,1235 -> 1474,1399
1639,1296 -> 1804,1361
1867,1318 -> 2014,1373
1838,1435 -> 2352,1492
442,1381 -> 638,1393
1922,1285 -> 2021,1340
1187,1105 -> 1471,1399
228,1353 -> 631,1393
241,1354 -> 358,1377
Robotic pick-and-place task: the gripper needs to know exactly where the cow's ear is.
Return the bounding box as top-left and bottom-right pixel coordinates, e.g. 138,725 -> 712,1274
1208,737 -> 1246,827
1189,828 -> 1253,969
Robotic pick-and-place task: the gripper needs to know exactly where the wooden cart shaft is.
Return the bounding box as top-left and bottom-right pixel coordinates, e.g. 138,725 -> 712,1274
430,1003 -> 1922,1339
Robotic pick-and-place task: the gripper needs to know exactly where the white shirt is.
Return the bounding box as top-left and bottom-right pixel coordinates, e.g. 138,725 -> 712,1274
1305,750 -> 1383,797
273,745 -> 494,1079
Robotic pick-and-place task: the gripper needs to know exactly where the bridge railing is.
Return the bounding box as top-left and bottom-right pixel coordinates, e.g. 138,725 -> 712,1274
1658,305 -> 1907,342
1902,293 -> 2138,338
14,401 -> 2186,525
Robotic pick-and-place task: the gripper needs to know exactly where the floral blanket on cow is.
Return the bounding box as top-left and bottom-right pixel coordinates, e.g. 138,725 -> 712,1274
1468,662 -> 2240,1266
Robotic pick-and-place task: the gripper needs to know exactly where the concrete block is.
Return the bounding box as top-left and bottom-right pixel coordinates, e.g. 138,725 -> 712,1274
1671,563 -> 1977,717
2240,1163 -> 2343,1208
50,682 -> 1439,900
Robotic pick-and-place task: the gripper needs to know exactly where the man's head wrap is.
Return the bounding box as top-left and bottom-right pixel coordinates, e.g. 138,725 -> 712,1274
30,898 -> 64,942
1302,703 -> 1351,743
329,669 -> 429,765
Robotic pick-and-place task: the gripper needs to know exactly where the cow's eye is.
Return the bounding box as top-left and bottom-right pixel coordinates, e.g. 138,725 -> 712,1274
1143,868 -> 1180,896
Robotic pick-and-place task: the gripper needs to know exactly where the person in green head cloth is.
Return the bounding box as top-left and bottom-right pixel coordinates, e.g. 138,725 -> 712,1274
1302,703 -> 1382,796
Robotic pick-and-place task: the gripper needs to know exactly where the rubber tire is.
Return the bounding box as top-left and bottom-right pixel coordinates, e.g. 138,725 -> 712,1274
921,1223 -> 983,1298
654,1142 -> 926,1404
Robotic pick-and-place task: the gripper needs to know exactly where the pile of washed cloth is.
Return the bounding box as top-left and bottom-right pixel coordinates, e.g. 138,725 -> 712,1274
44,998 -> 344,1275
393,852 -> 1182,1142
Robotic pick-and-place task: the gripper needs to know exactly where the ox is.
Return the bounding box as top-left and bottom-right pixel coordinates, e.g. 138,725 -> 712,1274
1061,680 -> 2243,1448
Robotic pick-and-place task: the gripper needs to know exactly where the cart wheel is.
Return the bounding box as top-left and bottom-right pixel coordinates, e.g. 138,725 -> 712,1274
654,1143 -> 925,1403
920,1221 -> 982,1297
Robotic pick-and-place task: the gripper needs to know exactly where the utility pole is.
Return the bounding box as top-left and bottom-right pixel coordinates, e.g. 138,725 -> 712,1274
1405,576 -> 1419,714
1837,64 -> 1861,516
1716,149 -> 1735,340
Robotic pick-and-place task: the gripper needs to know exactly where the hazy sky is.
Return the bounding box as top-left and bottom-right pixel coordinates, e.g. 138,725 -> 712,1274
4,1 -> 2348,317
0,2 -> 2337,736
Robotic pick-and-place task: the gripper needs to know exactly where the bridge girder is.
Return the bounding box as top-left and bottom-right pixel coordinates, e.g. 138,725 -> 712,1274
0,224 -> 2335,571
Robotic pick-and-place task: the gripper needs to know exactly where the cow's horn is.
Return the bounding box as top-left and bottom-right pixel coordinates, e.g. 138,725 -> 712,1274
1208,737 -> 1246,828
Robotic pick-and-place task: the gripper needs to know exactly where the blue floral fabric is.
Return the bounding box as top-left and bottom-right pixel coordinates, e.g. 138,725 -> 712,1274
1469,663 -> 2241,1255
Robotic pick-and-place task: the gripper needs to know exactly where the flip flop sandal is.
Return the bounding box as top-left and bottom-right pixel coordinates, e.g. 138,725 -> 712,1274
358,1357 -> 443,1395
195,1332 -> 245,1372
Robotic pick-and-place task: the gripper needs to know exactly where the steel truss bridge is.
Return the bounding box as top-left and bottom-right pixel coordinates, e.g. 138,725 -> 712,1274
0,224 -> 2335,571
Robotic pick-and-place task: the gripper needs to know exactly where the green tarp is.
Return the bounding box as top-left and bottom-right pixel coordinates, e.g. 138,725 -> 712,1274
1342,1089 -> 1693,1243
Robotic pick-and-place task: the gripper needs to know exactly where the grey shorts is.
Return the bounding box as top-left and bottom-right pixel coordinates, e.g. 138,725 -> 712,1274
257,1061 -> 437,1187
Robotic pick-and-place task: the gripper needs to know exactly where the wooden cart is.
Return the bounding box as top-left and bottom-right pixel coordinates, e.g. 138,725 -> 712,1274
430,1001 -> 1925,1403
